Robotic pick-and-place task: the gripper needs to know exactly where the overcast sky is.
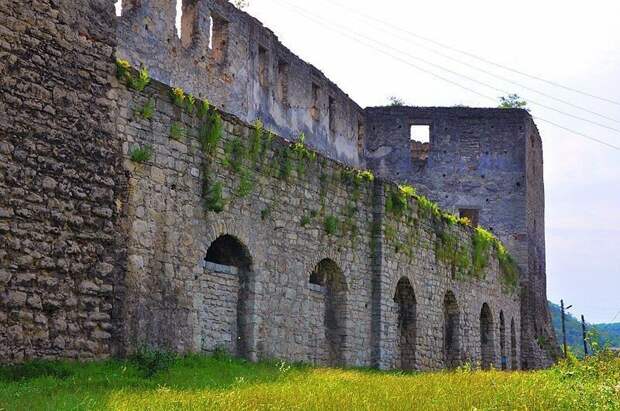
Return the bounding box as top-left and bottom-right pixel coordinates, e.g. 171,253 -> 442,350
131,0 -> 620,323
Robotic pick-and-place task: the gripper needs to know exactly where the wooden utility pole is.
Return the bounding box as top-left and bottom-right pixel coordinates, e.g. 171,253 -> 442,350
561,300 -> 568,358
581,315 -> 589,357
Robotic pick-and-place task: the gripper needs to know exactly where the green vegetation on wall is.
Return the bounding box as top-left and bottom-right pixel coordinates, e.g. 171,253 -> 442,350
383,184 -> 520,295
170,122 -> 186,141
135,98 -> 155,120
129,145 -> 154,164
116,60 -> 151,92
117,61 -> 520,293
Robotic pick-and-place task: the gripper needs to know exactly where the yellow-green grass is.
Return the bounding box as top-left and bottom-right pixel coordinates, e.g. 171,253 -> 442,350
0,353 -> 618,411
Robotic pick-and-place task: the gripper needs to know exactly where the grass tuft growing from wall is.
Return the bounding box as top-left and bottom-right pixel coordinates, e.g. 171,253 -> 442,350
129,145 -> 154,163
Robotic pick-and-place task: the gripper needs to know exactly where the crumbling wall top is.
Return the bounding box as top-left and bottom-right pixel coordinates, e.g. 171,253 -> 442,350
116,0 -> 365,167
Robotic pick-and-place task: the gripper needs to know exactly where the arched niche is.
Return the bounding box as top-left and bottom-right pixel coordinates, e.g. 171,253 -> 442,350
203,234 -> 253,359
394,277 -> 417,370
480,303 -> 495,370
308,258 -> 347,367
443,291 -> 460,368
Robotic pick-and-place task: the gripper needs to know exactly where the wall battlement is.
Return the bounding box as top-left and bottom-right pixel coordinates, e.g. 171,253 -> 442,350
117,0 -> 365,167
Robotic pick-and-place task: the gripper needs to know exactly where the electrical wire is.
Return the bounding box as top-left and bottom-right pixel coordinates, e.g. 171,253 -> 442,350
308,0 -> 620,125
321,0 -> 620,107
272,0 -> 620,136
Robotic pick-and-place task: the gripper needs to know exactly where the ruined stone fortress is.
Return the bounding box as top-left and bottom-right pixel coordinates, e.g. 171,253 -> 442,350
1,0 -> 559,370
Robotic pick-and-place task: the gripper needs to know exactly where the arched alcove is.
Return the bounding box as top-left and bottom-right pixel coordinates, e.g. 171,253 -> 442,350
499,311 -> 507,370
510,318 -> 518,370
480,303 -> 495,369
308,258 -> 347,367
443,291 -> 460,368
203,234 -> 253,359
394,277 -> 417,370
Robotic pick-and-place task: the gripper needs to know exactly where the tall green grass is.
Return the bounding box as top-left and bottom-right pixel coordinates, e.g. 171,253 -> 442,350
0,352 -> 618,410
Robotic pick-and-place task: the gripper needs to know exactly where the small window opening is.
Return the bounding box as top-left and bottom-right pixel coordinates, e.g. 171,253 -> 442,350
175,0 -> 182,39
459,208 -> 480,227
258,45 -> 268,87
410,125 -> 430,143
357,120 -> 365,153
180,0 -> 198,49
115,0 -> 122,16
311,82 -> 320,121
208,16 -> 214,49
328,96 -> 336,134
211,13 -> 229,63
277,60 -> 289,105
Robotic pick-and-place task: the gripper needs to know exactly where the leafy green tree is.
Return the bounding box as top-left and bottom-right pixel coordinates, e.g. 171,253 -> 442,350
498,93 -> 529,111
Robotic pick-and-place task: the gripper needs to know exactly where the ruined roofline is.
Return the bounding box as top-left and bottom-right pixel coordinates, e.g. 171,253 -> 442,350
116,0 -> 365,166
365,105 -> 533,118
224,1 -> 363,112
115,0 -> 363,111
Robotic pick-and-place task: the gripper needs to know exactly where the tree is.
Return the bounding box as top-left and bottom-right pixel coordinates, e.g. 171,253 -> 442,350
498,94 -> 529,111
388,96 -> 406,107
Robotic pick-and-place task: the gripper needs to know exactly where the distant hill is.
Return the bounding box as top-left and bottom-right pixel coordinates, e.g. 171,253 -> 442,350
549,301 -> 620,356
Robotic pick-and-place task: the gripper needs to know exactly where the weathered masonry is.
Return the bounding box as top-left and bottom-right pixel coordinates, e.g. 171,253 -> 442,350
118,79 -> 521,369
0,0 -> 557,370
365,107 -> 556,368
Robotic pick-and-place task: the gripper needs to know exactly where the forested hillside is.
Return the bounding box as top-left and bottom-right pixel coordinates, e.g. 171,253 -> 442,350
549,301 -> 620,356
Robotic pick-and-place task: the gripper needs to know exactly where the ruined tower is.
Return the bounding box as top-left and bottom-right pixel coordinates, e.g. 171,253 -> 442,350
365,107 -> 558,367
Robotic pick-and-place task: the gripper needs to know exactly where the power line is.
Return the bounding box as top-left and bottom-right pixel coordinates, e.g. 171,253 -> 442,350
273,0 -> 620,136
269,0 -> 620,151
322,0 -> 620,107
311,0 -> 620,125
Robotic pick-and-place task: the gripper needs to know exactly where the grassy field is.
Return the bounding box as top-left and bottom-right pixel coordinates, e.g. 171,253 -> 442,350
0,351 -> 618,411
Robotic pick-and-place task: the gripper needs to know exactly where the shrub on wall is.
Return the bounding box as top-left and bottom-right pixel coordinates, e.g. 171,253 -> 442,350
170,87 -> 186,108
199,109 -> 223,156
204,180 -> 225,213
129,145 -> 154,163
170,122 -> 186,141
135,98 -> 155,120
324,215 -> 339,236
116,60 -> 151,92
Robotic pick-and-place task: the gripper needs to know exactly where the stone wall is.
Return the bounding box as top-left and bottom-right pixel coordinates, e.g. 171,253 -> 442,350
0,0 -> 127,362
116,0 -> 365,167
0,0 -> 548,371
117,79 -> 521,370
364,106 -> 556,368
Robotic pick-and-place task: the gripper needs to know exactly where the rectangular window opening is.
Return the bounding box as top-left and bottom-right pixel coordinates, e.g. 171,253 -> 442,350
115,0 -> 122,16
258,45 -> 268,87
311,82 -> 320,121
459,209 -> 480,227
175,0 -> 182,39
277,60 -> 289,105
357,120 -> 365,153
211,13 -> 229,63
208,16 -> 214,49
410,125 -> 430,143
328,96 -> 336,133
180,0 -> 198,49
